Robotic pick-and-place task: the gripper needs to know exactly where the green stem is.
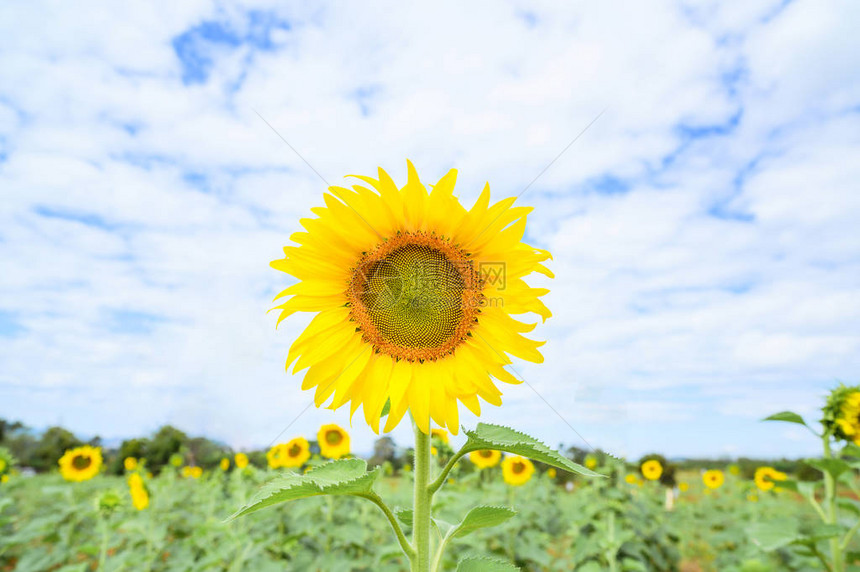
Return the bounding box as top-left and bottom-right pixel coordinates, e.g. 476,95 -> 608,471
357,492 -> 415,561
428,449 -> 470,495
98,517 -> 109,571
824,435 -> 843,572
413,423 -> 432,572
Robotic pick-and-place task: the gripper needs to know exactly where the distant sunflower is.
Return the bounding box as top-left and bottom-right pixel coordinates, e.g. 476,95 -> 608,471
754,466 -> 787,491
501,455 -> 534,486
235,452 -> 249,469
181,466 -> 203,479
469,449 -> 501,469
430,429 -> 449,445
703,469 -> 724,489
58,446 -> 102,482
678,482 -> 689,492
584,455 -> 597,470
128,473 -> 149,510
271,162 -> 552,434
624,474 -> 640,485
640,460 -> 663,481
318,425 -> 350,459
124,457 -> 138,471
547,468 -> 557,479
269,437 -> 311,468
220,457 -> 230,471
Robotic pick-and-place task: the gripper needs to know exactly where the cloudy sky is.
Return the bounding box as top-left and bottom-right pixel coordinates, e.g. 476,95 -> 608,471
1,0 -> 858,459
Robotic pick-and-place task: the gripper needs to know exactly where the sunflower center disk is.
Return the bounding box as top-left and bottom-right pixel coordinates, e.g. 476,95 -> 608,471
72,455 -> 92,470
349,235 -> 482,362
325,430 -> 343,445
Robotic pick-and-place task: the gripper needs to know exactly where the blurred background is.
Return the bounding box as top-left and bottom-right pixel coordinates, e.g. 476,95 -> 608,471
1,0 -> 858,461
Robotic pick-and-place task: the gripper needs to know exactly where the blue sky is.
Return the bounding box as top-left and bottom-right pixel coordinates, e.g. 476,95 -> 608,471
0,0 -> 858,459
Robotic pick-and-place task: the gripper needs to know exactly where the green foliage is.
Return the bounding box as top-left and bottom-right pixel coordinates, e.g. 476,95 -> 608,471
228,459 -> 381,520
456,556 -> 520,571
763,411 -> 809,427
451,506 -> 516,538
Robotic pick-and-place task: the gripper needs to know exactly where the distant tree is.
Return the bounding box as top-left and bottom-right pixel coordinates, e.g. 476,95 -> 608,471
0,418 -> 25,443
187,436 -> 231,469
107,438 -> 150,474
147,425 -> 188,473
369,436 -> 397,468
30,427 -> 82,472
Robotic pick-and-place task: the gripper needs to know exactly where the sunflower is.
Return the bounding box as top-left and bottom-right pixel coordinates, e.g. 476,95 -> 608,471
728,464 -> 740,476
547,468 -> 557,479
754,466 -> 787,491
835,391 -> 860,444
318,425 -> 350,459
220,457 -> 230,471
128,473 -> 149,510
640,459 -> 663,481
584,455 -> 597,470
431,429 -> 449,445
469,449 -> 501,469
58,446 -> 102,482
269,437 -> 311,468
124,457 -> 138,471
678,482 -> 689,492
501,455 -> 534,486
1,475 -> 9,484
703,469 -> 724,489
181,466 -> 203,479
235,452 -> 249,469
624,473 -> 640,485
270,162 -> 552,435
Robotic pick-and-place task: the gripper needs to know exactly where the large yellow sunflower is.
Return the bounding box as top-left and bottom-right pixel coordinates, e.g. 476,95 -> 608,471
836,391 -> 860,444
469,449 -> 502,469
271,162 -> 552,434
501,455 -> 535,486
754,466 -> 787,491
58,446 -> 102,482
317,424 -> 350,459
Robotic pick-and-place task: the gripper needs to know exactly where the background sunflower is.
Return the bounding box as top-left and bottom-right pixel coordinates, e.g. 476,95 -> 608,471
58,446 -> 102,482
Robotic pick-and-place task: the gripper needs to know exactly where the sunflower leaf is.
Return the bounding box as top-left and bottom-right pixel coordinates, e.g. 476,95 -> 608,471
225,459 -> 379,521
805,458 -> 851,481
762,411 -> 808,427
463,423 -> 603,478
452,505 -> 516,538
456,556 -> 520,571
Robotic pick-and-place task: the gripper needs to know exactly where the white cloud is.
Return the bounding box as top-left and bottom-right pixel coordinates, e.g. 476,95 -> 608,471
0,0 -> 858,459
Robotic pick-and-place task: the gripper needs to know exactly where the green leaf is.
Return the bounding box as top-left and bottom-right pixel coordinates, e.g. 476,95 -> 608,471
839,497 -> 860,515
762,411 -> 808,426
463,423 -> 603,478
457,557 -> 520,571
226,459 -> 380,521
806,458 -> 851,480
748,521 -> 800,551
451,506 -> 516,538
395,508 -> 412,527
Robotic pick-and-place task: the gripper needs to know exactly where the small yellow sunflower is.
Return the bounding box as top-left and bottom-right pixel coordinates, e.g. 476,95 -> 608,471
501,455 -> 535,486
270,162 -> 552,435
1,475 -> 8,484
703,469 -> 724,489
58,446 -> 102,482
641,460 -> 663,481
754,466 -> 787,491
124,457 -> 138,471
318,424 -> 350,459
624,473 -> 640,485
678,482 -> 689,492
235,452 -> 249,469
128,473 -> 149,510
547,468 -> 557,479
220,457 -> 230,471
431,446 -> 438,457
431,429 -> 449,445
728,464 -> 740,476
268,437 -> 311,468
469,449 -> 502,469
181,466 -> 203,479
584,455 -> 597,470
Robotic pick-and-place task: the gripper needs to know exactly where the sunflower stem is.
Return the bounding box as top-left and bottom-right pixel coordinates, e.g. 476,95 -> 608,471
413,423 -> 432,572
428,448 -> 470,495
823,434 -> 843,572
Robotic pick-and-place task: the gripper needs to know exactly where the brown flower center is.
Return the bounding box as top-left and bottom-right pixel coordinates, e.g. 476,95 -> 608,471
348,232 -> 483,362
325,430 -> 343,446
288,444 -> 303,457
479,450 -> 493,458
72,454 -> 92,470
512,461 -> 525,474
